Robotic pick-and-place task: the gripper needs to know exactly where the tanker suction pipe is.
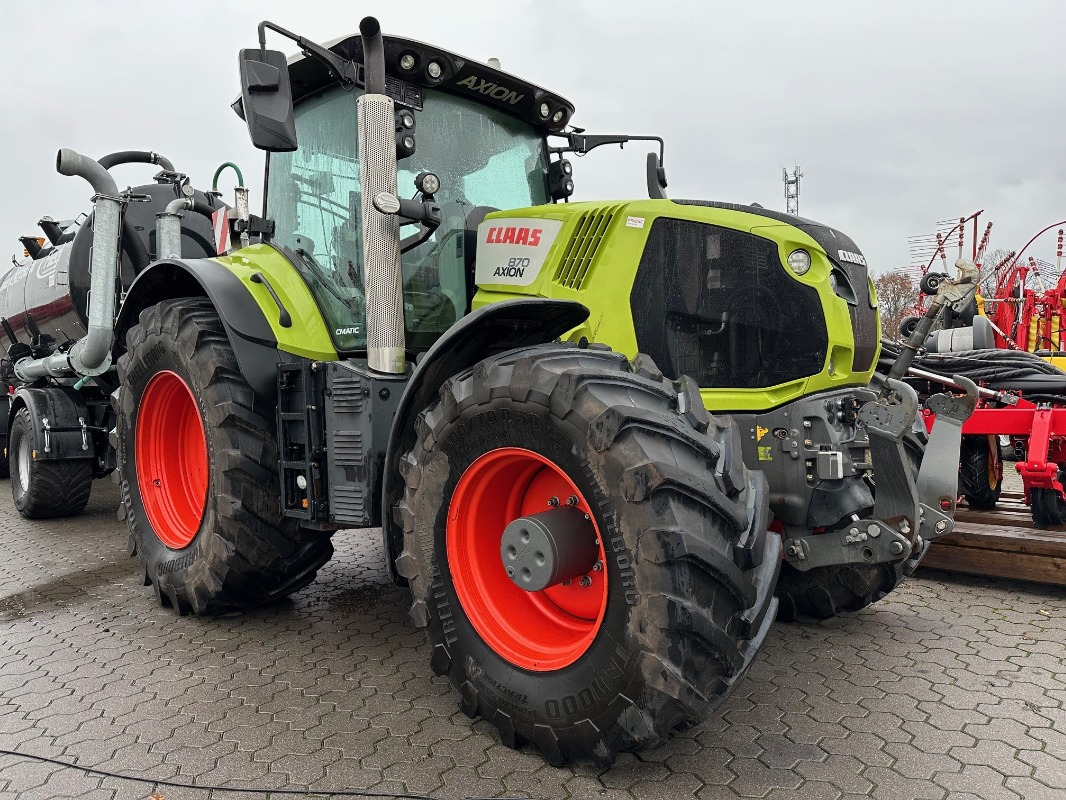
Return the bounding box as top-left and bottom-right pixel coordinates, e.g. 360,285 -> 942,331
156,197 -> 217,260
14,149 -> 124,381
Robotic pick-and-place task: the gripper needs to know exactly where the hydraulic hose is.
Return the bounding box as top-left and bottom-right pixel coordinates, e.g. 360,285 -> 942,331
97,150 -> 175,172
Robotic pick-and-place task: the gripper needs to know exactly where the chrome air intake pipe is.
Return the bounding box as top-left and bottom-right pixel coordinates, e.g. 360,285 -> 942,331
358,16 -> 406,374
15,149 -> 123,381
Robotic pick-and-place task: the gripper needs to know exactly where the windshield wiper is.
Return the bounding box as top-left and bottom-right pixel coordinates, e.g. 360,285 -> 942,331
290,247 -> 357,311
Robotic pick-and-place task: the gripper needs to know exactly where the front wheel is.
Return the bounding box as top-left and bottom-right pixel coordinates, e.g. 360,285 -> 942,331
113,298 -> 334,614
396,345 -> 779,765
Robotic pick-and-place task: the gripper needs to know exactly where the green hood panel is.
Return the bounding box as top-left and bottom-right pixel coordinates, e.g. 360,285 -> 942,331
214,244 -> 339,361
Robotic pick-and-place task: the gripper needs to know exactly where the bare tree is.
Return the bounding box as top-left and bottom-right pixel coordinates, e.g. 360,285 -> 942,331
874,270 -> 917,340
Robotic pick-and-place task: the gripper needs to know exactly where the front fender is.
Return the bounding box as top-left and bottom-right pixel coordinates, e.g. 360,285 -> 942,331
380,298 -> 590,582
115,258 -> 281,396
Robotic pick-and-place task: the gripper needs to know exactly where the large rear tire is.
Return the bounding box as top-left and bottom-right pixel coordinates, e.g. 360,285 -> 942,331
113,298 -> 333,614
959,435 -> 1002,510
396,345 -> 779,765
9,407 -> 92,518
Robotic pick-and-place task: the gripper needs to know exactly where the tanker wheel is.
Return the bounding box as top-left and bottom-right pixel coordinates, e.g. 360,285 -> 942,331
8,407 -> 92,518
395,345 -> 779,765
775,431 -> 927,622
113,298 -> 334,615
959,435 -> 1002,510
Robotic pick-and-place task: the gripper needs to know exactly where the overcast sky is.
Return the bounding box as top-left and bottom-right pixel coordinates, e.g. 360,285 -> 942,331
1,1 -> 1064,274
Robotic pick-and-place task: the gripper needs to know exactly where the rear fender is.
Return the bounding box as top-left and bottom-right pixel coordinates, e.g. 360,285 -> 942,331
115,259 -> 280,396
381,298 -> 590,582
9,386 -> 92,461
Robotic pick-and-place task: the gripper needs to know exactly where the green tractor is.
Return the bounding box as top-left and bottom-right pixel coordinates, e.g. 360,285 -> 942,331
1,17 -> 973,765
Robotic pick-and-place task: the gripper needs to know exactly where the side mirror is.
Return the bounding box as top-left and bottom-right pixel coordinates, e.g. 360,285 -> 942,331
238,48 -> 297,152
646,152 -> 668,200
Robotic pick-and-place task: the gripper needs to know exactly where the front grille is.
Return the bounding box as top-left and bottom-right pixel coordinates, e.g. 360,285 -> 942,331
630,218 -> 829,390
552,206 -> 621,290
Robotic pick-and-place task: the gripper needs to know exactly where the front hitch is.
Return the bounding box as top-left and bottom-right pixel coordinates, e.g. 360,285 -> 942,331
782,376 -> 978,572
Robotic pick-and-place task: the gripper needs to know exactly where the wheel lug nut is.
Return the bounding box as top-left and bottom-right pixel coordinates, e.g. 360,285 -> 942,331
592,561 -> 603,571
579,576 -> 592,587
547,496 -> 559,507
562,579 -> 572,586
506,567 -> 515,577
566,495 -> 579,506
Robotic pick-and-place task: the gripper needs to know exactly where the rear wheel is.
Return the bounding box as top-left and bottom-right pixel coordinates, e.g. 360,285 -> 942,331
113,298 -> 333,614
8,406 -> 92,518
959,435 -> 1002,510
396,345 -> 779,765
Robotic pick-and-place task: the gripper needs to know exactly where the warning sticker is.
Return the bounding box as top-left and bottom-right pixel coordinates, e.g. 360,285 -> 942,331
758,446 -> 773,461
475,217 -> 564,287
756,425 -> 770,441
626,216 -> 645,228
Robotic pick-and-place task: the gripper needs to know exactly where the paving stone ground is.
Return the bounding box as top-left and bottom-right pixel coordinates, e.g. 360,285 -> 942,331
1,480 -> 1064,799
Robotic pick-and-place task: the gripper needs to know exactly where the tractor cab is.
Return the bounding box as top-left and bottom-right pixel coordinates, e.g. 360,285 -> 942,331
244,31 -> 573,353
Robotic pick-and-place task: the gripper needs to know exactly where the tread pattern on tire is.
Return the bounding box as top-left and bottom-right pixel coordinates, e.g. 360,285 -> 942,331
9,406 -> 92,518
959,435 -> 1001,511
395,344 -> 780,765
113,298 -> 333,615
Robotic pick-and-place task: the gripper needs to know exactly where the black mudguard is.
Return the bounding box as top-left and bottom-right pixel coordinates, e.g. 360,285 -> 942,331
380,298 -> 590,582
114,259 -> 280,396
9,386 -> 93,461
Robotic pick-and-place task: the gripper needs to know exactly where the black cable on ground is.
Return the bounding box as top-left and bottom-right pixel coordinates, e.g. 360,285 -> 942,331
0,750 -> 445,800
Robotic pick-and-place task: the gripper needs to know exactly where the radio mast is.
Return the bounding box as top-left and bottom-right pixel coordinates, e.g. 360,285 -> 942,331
783,166 -> 802,215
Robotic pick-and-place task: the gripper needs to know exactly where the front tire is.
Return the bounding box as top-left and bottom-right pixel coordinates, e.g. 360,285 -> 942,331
396,345 -> 779,765
9,406 -> 92,518
114,298 -> 333,614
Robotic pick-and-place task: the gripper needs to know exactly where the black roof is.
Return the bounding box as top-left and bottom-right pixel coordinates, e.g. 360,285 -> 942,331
235,32 -> 575,134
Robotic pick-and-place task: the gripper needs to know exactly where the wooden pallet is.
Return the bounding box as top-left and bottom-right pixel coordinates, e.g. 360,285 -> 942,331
920,491 -> 1066,586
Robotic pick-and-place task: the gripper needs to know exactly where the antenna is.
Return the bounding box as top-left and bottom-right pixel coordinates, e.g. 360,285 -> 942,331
783,165 -> 802,215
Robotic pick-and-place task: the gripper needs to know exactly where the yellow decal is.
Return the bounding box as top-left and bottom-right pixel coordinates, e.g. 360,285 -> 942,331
758,446 -> 773,461
756,425 -> 770,441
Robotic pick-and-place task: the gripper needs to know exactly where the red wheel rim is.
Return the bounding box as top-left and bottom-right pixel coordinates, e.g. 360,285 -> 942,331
135,370 -> 208,549
447,447 -> 608,671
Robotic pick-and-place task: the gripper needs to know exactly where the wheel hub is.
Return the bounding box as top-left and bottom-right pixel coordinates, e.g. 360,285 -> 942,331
500,508 -> 599,592
446,447 -> 609,671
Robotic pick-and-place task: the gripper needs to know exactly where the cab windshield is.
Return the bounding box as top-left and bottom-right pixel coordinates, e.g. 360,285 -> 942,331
268,86 -> 551,352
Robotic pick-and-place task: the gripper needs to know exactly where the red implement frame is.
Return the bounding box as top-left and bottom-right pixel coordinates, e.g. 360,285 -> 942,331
923,400 -> 1066,501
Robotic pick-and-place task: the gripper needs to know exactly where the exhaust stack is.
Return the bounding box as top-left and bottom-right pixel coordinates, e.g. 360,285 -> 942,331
358,16 -> 406,374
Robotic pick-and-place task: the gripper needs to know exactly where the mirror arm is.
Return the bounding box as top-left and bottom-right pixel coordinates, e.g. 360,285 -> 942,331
258,20 -> 359,86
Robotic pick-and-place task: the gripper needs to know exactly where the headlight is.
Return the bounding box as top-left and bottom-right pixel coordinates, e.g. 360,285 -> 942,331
786,249 -> 812,275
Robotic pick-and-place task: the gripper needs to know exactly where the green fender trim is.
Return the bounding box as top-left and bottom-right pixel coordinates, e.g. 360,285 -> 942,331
214,244 -> 338,361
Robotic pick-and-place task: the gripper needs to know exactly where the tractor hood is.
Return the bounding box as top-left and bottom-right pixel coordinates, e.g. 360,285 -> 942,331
675,200 -> 879,373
